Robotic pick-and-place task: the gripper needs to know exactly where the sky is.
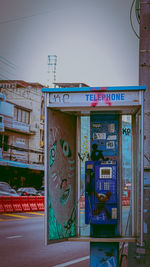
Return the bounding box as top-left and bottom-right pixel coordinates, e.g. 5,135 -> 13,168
0,0 -> 139,87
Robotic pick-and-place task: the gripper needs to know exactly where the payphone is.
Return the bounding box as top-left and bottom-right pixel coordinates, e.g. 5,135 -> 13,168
42,85 -> 145,266
85,114 -> 119,237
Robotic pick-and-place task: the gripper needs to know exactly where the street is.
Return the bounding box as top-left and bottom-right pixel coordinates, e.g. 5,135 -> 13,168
0,212 -> 90,267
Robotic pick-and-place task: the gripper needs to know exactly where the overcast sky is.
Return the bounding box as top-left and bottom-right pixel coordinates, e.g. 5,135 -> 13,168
0,0 -> 139,87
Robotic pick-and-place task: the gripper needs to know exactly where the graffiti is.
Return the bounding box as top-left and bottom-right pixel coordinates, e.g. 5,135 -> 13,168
90,92 -> 112,107
60,139 -> 72,157
78,152 -> 89,162
80,135 -> 90,162
50,141 -> 57,167
48,112 -> 76,240
49,136 -> 75,238
49,93 -> 70,104
48,195 -> 75,240
64,206 -> 76,235
86,87 -> 112,107
91,243 -> 118,267
49,127 -> 62,144
49,139 -> 74,205
122,128 -> 131,135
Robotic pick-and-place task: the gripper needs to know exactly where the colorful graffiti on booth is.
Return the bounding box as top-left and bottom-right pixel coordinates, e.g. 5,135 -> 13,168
48,111 -> 76,241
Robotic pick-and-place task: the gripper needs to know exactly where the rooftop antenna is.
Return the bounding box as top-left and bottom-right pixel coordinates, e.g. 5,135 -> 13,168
48,55 -> 57,87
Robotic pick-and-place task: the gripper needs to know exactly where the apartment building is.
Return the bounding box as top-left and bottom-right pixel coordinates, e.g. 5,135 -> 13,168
0,80 -> 44,189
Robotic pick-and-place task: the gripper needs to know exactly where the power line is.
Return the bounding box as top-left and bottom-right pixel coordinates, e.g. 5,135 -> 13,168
0,73 -> 10,80
0,144 -> 44,155
0,66 -> 15,77
0,58 -> 17,70
0,57 -> 19,81
0,9 -> 52,25
0,56 -> 17,68
1,87 -> 42,103
130,0 -> 140,39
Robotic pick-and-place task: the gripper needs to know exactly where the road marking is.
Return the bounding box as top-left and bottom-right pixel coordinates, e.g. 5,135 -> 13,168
2,213 -> 30,219
26,212 -> 44,216
52,256 -> 90,267
0,217 -> 43,222
6,235 -> 23,239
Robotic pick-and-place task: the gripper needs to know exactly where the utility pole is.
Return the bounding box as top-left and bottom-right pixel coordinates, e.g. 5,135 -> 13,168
139,0 -> 150,169
139,0 -> 150,258
48,55 -> 57,87
128,1 -> 150,265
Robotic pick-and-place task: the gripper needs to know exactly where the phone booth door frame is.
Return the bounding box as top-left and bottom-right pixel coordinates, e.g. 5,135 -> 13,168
42,85 -> 146,250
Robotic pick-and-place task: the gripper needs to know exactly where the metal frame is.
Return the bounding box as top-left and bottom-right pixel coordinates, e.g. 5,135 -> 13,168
44,93 -> 48,245
42,86 -> 146,93
132,114 -> 136,236
119,114 -> 122,236
140,91 -> 144,246
76,115 -> 81,236
43,86 -> 146,245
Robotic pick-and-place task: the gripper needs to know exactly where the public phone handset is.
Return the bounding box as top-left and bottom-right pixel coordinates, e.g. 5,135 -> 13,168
85,165 -> 112,221
85,160 -> 118,226
85,169 -> 94,195
86,168 -> 112,202
91,144 -> 109,161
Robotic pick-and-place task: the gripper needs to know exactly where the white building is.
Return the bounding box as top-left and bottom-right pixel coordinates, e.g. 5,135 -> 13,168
0,80 -> 44,189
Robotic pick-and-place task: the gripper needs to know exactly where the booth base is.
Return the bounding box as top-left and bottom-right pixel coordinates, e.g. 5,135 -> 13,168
90,242 -> 119,266
68,237 -> 136,266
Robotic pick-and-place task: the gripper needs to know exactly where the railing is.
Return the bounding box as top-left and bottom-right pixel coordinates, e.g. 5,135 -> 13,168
0,144 -> 44,165
4,117 -> 31,134
0,196 -> 44,213
12,121 -> 30,132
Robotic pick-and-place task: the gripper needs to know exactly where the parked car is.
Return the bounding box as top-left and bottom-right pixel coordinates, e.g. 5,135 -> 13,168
17,187 -> 40,196
38,185 -> 44,196
0,181 -> 18,196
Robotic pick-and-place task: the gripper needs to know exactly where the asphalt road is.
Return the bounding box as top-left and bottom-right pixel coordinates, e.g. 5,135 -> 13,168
0,212 -> 90,267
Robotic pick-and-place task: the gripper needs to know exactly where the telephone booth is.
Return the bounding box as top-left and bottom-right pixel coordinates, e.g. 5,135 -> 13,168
42,85 -> 146,266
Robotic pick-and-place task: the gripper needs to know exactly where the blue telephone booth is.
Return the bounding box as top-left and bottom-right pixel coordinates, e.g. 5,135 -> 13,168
42,85 -> 146,266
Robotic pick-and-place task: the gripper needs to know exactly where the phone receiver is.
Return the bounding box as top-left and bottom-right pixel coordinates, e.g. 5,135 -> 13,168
86,169 -> 94,195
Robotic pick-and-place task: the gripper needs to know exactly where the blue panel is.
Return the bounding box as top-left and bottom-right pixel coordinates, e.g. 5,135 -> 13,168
41,85 -> 146,93
90,114 -> 119,157
85,161 -> 118,225
0,101 -> 13,117
0,158 -> 44,170
85,114 -> 119,235
90,242 -> 119,267
95,163 -> 117,203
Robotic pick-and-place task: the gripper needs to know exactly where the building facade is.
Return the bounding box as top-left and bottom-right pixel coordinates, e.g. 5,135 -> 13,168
0,80 -> 44,189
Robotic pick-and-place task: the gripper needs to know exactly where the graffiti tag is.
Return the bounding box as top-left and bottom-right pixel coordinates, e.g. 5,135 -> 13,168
49,93 -> 70,104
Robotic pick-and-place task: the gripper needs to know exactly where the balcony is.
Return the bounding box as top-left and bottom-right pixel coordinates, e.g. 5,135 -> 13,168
12,120 -> 30,133
4,117 -> 34,135
0,145 -> 44,170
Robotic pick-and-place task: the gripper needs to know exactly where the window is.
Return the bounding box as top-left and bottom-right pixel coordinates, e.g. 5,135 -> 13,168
0,134 -> 2,148
3,135 -> 9,151
22,110 -> 26,123
14,107 -> 17,121
14,107 -> 30,124
18,109 -> 21,122
26,111 -> 29,124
